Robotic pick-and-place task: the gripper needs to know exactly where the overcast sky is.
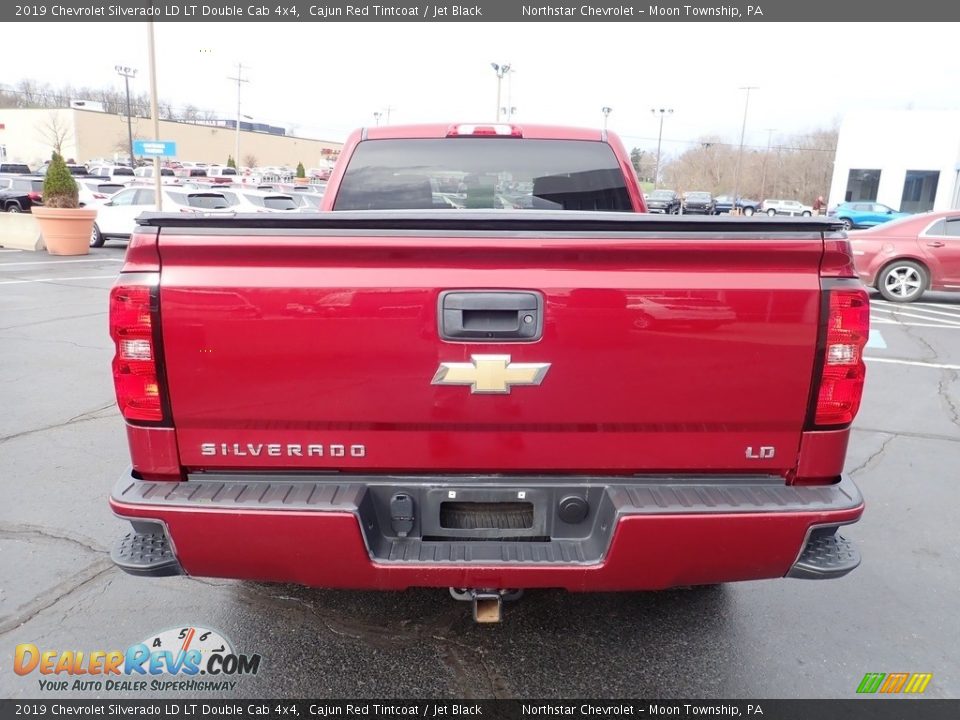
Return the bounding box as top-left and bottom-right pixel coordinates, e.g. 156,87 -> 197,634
8,22 -> 960,157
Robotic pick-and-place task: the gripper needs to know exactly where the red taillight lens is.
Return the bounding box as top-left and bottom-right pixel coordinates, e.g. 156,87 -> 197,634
110,283 -> 165,422
28,191 -> 42,202
812,288 -> 869,426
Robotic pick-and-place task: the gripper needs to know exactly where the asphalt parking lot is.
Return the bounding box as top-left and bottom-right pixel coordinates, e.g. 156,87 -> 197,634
1,245 -> 958,700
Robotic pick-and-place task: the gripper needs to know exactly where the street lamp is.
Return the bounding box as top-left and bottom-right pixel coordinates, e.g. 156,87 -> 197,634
651,107 -> 673,189
373,111 -> 382,126
491,63 -> 511,121
731,86 -> 759,216
114,65 -> 137,167
501,106 -> 517,120
601,106 -> 612,132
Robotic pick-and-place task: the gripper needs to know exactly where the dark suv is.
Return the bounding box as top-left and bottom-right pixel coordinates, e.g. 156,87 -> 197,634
682,191 -> 716,215
645,189 -> 681,214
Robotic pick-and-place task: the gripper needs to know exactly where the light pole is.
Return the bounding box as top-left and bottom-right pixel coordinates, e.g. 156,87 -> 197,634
501,106 -> 517,120
145,25 -> 161,210
227,62 -> 249,168
731,86 -> 758,215
114,65 -> 137,167
601,106 -> 612,132
491,63 -> 511,121
651,107 -> 673,189
373,111 -> 382,126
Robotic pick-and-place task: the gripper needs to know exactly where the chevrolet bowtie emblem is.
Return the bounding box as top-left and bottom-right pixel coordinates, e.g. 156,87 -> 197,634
432,355 -> 551,394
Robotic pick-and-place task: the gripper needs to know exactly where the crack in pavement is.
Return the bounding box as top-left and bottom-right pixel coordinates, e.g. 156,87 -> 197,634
0,332 -> 108,351
0,402 -> 118,445
852,426 -> 960,443
0,310 -> 107,332
848,433 -> 896,476
0,563 -> 114,637
0,524 -> 107,554
938,371 -> 960,430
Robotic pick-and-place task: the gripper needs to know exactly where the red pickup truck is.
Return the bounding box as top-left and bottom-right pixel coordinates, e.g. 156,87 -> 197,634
109,123 -> 868,622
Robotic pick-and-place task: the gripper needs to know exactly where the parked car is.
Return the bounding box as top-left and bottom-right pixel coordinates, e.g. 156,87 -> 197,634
91,186 -> 232,247
762,199 -> 813,217
288,191 -> 324,212
88,165 -> 136,182
77,180 -> 127,208
849,210 -> 960,302
206,166 -> 240,183
645,189 -> 681,214
681,191 -> 715,215
0,188 -> 34,212
0,163 -> 32,174
829,201 -> 910,230
714,195 -> 760,216
217,188 -> 298,212
134,166 -> 178,182
0,176 -> 44,208
32,163 -> 90,176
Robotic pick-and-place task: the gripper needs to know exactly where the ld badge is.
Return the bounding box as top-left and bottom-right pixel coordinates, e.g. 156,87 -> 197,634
432,354 -> 550,394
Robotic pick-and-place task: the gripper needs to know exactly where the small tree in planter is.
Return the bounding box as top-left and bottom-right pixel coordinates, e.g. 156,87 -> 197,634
33,152 -> 96,255
295,161 -> 307,184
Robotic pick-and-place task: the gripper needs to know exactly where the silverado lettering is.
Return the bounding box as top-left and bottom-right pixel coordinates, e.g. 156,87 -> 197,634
107,123 -> 868,622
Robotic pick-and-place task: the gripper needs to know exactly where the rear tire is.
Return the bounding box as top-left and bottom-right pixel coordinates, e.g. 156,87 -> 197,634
766,208 -> 776,216
5,203 -> 22,213
877,260 -> 928,303
743,206 -> 755,217
802,210 -> 812,217
90,223 -> 105,248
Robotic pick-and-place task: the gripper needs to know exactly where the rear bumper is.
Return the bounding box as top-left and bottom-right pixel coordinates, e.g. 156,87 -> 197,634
109,472 -> 863,591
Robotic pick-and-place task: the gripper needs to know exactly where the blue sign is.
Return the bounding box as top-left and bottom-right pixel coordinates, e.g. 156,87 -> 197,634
133,140 -> 177,157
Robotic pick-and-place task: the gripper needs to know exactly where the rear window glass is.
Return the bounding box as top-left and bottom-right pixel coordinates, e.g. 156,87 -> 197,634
220,167 -> 238,176
113,168 -> 135,176
333,138 -> 633,212
263,196 -> 296,210
186,193 -> 229,209
99,184 -> 125,194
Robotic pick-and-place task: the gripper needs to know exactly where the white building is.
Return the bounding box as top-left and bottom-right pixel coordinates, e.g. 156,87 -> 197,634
829,110 -> 960,212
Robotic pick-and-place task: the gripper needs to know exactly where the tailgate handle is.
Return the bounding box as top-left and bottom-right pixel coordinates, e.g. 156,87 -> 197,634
439,291 -> 543,342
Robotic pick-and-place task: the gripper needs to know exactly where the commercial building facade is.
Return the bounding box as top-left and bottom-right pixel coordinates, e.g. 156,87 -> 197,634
829,110 -> 960,212
0,108 -> 342,169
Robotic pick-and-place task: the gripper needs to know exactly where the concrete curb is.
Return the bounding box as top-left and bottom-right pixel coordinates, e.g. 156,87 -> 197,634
0,213 -> 46,252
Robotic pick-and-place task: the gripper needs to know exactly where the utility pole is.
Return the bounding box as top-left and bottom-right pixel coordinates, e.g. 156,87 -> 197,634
651,107 -> 673,189
227,63 -> 249,168
731,86 -> 758,216
384,105 -> 395,124
146,23 -> 162,210
114,65 -> 137,167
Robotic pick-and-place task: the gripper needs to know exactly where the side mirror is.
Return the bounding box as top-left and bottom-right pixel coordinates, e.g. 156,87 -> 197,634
104,201 -> 113,206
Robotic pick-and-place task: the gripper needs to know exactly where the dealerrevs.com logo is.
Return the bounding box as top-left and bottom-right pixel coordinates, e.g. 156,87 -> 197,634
14,626 -> 262,692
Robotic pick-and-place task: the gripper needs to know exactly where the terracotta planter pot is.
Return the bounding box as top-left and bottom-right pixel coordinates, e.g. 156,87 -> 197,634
32,207 -> 97,256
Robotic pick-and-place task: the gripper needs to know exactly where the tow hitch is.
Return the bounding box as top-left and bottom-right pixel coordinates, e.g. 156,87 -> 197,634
449,588 -> 523,623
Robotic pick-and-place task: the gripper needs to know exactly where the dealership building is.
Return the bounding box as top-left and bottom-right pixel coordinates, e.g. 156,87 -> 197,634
0,107 -> 342,169
829,109 -> 960,213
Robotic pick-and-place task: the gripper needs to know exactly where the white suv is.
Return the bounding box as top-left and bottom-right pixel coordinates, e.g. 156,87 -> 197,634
88,165 -> 137,182
761,199 -> 813,217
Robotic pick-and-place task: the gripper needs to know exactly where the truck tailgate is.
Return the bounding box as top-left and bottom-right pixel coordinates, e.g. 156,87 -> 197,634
154,214 -> 825,475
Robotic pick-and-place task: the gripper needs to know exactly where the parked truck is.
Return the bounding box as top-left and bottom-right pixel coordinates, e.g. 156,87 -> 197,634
108,123 -> 868,622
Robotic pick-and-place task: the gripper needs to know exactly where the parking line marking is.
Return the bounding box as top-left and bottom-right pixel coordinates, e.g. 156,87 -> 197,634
871,304 -> 960,321
869,307 -> 960,327
865,357 -> 960,371
0,275 -> 118,286
0,258 -> 124,268
870,318 -> 960,330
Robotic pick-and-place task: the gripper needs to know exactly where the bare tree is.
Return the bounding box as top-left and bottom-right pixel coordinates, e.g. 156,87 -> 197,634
243,154 -> 257,168
38,111 -> 72,155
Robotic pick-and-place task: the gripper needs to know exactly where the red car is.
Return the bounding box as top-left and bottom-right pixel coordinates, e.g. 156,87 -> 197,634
849,211 -> 960,302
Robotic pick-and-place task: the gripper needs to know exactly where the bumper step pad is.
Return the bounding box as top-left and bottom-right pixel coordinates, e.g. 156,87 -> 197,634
111,528 -> 183,577
788,530 -> 860,579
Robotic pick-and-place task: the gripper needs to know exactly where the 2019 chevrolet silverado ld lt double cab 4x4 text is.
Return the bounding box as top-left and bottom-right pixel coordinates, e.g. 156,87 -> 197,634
108,123 -> 868,622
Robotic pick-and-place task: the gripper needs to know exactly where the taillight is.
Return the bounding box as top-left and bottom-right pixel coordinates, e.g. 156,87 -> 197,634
28,191 -> 42,202
110,280 -> 167,423
446,124 -> 522,137
809,286 -> 869,427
